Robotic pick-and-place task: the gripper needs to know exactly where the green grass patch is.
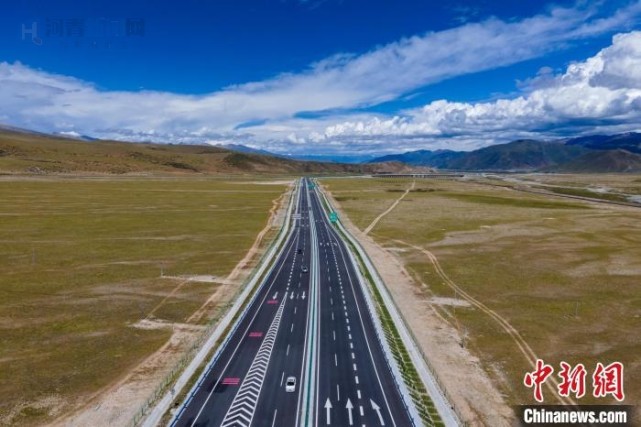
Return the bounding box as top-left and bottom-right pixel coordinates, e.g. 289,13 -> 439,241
441,192 -> 589,209
547,186 -> 629,202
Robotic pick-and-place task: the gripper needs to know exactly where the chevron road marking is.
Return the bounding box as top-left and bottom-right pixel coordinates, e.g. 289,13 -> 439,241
220,293 -> 288,427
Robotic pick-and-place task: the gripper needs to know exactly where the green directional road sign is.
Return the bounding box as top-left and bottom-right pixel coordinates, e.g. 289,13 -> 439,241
329,212 -> 338,223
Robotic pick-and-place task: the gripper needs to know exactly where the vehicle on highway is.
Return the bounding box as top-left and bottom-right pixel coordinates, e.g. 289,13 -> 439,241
285,376 -> 296,392
301,266 -> 308,273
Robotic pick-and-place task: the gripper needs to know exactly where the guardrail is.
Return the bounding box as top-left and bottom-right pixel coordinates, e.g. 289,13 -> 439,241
315,182 -> 464,427
137,180 -> 300,427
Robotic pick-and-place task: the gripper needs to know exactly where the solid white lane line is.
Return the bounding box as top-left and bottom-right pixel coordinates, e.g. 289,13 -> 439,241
337,384 -> 340,400
271,409 -> 278,427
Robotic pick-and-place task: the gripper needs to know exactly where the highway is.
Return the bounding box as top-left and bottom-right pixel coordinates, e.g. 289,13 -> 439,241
171,178 -> 414,427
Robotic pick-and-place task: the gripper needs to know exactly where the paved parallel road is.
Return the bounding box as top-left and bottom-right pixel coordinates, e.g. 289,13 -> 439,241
171,178 -> 413,427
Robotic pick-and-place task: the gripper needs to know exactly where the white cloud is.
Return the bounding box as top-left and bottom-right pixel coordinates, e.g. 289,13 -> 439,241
312,31 -> 641,152
0,2 -> 640,153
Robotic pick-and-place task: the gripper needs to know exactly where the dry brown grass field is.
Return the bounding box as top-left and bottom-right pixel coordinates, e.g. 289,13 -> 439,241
322,176 -> 641,409
0,176 -> 289,425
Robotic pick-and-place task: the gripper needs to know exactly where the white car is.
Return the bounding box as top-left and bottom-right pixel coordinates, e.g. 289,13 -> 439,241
285,376 -> 296,392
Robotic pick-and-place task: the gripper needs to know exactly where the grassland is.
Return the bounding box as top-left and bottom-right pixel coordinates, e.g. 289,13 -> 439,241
0,176 -> 288,425
523,173 -> 641,195
321,176 -> 641,409
484,173 -> 641,203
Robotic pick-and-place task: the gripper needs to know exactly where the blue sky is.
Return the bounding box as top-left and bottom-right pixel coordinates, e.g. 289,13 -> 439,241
1,0 -> 641,155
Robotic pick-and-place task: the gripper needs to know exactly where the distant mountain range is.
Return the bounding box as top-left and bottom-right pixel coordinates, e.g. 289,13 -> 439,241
0,128 -> 421,175
3,124 -> 641,174
283,154 -> 377,164
369,133 -> 641,172
220,143 -> 280,157
221,144 -> 375,164
564,133 -> 641,154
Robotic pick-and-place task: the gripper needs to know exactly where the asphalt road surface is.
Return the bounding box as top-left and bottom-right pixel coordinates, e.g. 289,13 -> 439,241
171,178 -> 414,427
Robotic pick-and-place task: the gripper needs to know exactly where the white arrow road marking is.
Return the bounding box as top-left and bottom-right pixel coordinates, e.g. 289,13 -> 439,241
290,292 -> 294,300
302,291 -> 306,300
272,292 -> 278,299
371,399 -> 385,425
324,398 -> 333,425
346,398 -> 354,426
